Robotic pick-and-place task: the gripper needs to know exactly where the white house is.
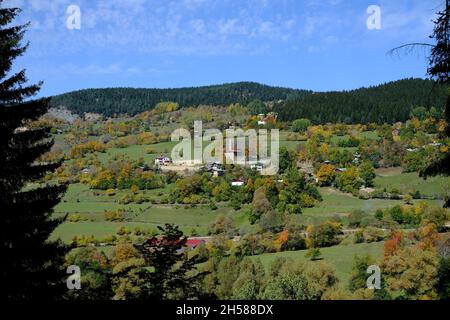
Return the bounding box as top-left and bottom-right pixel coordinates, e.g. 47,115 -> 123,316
231,180 -> 245,187
258,120 -> 267,126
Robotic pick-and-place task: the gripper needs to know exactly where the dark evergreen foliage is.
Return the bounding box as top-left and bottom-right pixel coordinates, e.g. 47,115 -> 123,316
51,78 -> 447,124
51,82 -> 307,117
420,1 -> 450,207
0,2 -> 67,300
274,78 -> 447,124
135,224 -> 202,299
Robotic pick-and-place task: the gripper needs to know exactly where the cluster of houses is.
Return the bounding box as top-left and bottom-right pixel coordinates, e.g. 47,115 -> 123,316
299,160 -> 350,185
202,162 -> 224,177
200,162 -> 245,186
154,155 -> 172,166
250,162 -> 265,172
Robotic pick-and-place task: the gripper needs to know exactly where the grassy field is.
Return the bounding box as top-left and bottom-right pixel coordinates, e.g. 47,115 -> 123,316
92,134 -> 306,165
254,241 -> 384,284
301,187 -> 440,225
51,129 -> 448,245
52,183 -> 251,242
374,168 -> 450,197
52,183 -> 441,243
96,141 -> 177,164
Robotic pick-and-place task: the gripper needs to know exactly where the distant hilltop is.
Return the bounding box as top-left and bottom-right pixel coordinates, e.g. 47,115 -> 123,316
50,78 -> 448,124
50,82 -> 306,118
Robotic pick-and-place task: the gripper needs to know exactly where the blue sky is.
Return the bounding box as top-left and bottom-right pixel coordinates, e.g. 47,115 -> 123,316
6,0 -> 444,97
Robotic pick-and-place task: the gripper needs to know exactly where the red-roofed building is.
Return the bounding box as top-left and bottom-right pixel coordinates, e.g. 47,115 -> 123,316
186,239 -> 205,249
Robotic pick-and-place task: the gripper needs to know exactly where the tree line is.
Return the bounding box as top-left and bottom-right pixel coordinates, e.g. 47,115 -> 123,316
51,78 -> 448,124
274,78 -> 447,124
50,82 -> 307,117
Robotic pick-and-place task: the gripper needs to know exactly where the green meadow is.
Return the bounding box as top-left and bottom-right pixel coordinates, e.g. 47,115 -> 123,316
254,241 -> 385,284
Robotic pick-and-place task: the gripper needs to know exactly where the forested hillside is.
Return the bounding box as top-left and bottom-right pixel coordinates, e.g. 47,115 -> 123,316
50,78 -> 448,124
274,78 -> 448,124
50,82 -> 306,117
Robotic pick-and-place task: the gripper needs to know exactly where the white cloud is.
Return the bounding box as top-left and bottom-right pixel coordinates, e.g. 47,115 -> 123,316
15,0 -> 440,58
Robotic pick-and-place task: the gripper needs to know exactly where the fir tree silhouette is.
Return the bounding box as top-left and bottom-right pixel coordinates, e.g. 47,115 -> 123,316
0,2 -> 68,299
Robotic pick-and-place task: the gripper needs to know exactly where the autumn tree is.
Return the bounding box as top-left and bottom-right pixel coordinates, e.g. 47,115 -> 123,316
209,214 -> 235,236
231,258 -> 265,300
335,167 -> 362,193
250,187 -> 272,223
382,245 -> 439,299
383,230 -> 404,257
306,221 -> 343,248
65,247 -> 112,300
110,242 -> 146,300
316,164 -> 336,186
261,260 -> 338,300
348,255 -> 391,300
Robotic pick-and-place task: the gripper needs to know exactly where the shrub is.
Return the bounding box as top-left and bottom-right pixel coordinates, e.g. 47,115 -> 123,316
307,221 -> 343,248
104,211 -> 126,222
106,188 -> 116,196
411,190 -> 422,199
389,205 -> 404,224
336,167 -> 362,193
389,188 -> 401,200
371,189 -> 388,199
300,193 -> 316,208
117,226 -> 131,236
305,248 -> 322,261
101,235 -> 117,244
362,227 -> 385,243
353,230 -> 364,244
71,235 -> 98,247
118,194 -> 133,204
348,210 -> 364,228
292,118 -> 311,132
209,201 -> 218,210
68,214 -> 81,223
375,209 -> 384,220
260,210 -> 285,233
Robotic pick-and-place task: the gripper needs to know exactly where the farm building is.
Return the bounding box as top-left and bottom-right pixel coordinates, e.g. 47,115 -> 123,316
231,180 -> 245,187
186,239 -> 205,249
154,155 -> 172,166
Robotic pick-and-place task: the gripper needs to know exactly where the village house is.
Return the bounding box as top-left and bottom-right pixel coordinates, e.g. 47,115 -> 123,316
250,162 -> 264,172
231,179 -> 245,187
257,112 -> 278,126
203,162 -> 225,177
154,155 -> 172,166
185,239 -> 205,249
